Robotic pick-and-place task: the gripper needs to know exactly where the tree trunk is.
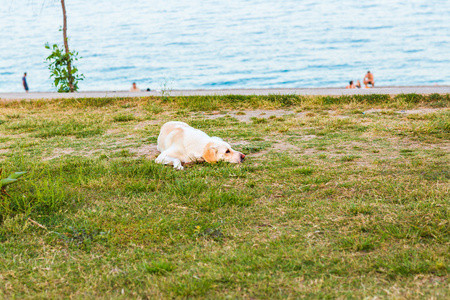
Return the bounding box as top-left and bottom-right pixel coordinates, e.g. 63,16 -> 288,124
61,0 -> 75,92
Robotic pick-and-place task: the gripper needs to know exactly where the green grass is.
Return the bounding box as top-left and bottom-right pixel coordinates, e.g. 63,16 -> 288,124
0,94 -> 449,299
113,113 -> 136,122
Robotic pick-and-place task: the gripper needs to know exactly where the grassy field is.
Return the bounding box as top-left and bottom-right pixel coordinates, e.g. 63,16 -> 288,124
0,93 -> 449,299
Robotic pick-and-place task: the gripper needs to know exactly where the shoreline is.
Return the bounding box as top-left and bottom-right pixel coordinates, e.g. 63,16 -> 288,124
1,86 -> 449,101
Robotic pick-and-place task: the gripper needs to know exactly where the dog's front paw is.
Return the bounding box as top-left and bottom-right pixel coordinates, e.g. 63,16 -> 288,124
155,154 -> 165,164
174,160 -> 184,170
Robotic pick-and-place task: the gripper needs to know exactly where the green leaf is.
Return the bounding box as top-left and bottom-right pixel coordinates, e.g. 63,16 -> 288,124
0,178 -> 17,188
45,43 -> 83,93
7,171 -> 27,180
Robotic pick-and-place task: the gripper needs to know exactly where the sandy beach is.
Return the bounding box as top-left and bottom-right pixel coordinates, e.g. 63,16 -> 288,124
0,86 -> 449,101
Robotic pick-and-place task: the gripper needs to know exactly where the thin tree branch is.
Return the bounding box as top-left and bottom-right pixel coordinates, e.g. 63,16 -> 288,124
60,0 -> 74,92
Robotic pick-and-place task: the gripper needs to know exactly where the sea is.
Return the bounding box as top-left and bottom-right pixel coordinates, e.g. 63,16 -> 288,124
0,0 -> 449,92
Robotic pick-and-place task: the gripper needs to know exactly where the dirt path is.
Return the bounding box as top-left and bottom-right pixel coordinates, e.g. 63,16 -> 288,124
201,107 -> 449,122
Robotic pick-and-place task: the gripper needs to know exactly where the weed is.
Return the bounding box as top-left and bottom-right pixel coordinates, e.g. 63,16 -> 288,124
146,103 -> 164,114
113,114 -> 136,122
339,235 -> 380,252
141,261 -> 176,275
349,203 -> 374,216
56,225 -> 111,250
194,226 -> 224,240
294,167 -> 314,175
394,93 -> 424,104
339,155 -> 359,162
238,142 -> 271,153
250,117 -> 268,124
6,114 -> 21,119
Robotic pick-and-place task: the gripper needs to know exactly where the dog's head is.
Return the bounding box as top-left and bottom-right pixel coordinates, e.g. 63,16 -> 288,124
202,137 -> 245,164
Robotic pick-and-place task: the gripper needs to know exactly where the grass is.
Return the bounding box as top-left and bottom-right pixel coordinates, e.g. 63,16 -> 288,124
0,94 -> 449,299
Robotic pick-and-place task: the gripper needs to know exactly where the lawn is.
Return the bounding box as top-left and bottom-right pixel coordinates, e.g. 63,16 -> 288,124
0,93 -> 449,299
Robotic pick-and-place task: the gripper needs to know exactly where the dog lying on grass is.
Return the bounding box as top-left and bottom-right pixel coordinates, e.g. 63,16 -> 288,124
155,121 -> 245,170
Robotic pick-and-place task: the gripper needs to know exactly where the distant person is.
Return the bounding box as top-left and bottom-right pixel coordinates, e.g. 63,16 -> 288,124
346,80 -> 356,89
356,80 -> 361,88
22,72 -> 29,92
363,71 -> 375,88
130,82 -> 140,92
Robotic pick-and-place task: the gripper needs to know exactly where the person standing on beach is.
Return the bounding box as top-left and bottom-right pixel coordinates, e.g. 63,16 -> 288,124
363,71 -> 374,88
130,82 -> 140,92
22,72 -> 29,92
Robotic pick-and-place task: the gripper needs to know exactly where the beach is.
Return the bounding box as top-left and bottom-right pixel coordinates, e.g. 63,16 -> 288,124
1,86 -> 449,101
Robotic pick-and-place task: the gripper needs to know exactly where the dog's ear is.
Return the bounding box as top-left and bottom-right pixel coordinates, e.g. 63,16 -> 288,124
203,142 -> 218,163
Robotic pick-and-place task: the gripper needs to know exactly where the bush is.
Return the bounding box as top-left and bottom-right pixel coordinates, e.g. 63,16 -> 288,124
45,43 -> 84,92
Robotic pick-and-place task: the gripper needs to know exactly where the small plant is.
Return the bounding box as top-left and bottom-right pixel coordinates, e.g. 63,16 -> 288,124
141,261 -> 176,275
45,43 -> 84,92
193,225 -> 224,240
340,155 -> 358,162
0,169 -> 27,197
159,79 -> 173,100
239,141 -> 271,153
146,103 -> 164,114
294,167 -> 314,176
113,114 -> 136,122
55,225 -> 111,250
251,117 -> 268,124
339,235 -> 379,252
111,149 -> 133,158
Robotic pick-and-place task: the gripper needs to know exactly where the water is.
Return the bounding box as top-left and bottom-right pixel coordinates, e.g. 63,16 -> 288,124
0,0 -> 449,92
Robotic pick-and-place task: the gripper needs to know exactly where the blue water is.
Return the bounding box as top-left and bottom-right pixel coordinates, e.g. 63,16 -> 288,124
0,0 -> 449,92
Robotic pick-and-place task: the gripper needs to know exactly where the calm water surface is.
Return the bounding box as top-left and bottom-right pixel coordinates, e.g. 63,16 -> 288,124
0,0 -> 449,92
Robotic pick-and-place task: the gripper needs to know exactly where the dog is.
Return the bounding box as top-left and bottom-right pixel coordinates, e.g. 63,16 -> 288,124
155,121 -> 245,170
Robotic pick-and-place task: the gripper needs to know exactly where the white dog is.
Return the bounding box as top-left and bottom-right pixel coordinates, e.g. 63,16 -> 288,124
155,121 -> 245,170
